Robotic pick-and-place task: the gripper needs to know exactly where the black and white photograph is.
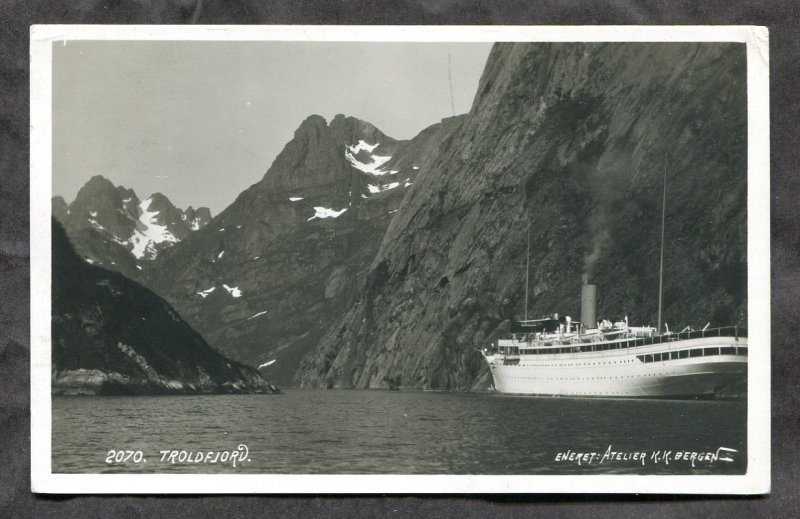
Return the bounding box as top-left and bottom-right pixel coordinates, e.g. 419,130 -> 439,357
29,25 -> 770,494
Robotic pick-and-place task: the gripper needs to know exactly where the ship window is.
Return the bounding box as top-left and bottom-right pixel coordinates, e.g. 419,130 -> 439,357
645,354 -> 654,363
721,347 -> 736,355
690,349 -> 702,357
679,350 -> 689,359
669,351 -> 677,360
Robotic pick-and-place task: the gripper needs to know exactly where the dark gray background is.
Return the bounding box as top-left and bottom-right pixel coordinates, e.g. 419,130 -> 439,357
1,1 -> 797,516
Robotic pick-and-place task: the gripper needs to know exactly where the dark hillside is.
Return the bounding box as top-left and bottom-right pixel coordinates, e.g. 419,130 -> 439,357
299,43 -> 747,390
51,219 -> 277,395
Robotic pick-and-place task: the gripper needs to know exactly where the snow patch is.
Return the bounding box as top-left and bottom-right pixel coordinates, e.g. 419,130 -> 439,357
89,211 -> 97,217
365,182 -> 403,196
217,251 -> 225,259
308,207 -> 348,221
129,198 -> 178,259
348,140 -> 378,153
223,284 -> 242,298
88,218 -> 106,231
289,197 -> 304,202
404,180 -> 413,187
248,310 -> 268,320
345,140 -> 392,175
197,286 -> 216,298
136,265 -> 142,270
412,166 -> 420,170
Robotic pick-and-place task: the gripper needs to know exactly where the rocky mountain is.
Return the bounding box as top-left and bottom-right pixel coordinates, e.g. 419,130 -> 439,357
51,218 -> 277,395
141,114 -> 463,385
52,176 -> 211,277
298,42 -> 748,390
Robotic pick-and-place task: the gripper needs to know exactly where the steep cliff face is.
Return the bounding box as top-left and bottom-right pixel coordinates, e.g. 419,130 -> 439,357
142,114 -> 462,385
51,219 -> 277,395
52,175 -> 212,278
298,42 -> 747,390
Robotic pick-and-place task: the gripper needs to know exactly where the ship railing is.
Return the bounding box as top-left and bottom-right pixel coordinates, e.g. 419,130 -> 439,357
665,326 -> 746,342
502,326 -> 746,355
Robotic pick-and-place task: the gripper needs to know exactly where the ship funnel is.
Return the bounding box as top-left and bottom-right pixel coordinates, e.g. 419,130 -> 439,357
581,283 -> 597,329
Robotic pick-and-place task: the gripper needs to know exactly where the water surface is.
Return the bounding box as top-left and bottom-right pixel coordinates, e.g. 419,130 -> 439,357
52,389 -> 746,474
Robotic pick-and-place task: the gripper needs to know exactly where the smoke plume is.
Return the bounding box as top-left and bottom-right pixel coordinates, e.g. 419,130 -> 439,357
582,152 -> 633,283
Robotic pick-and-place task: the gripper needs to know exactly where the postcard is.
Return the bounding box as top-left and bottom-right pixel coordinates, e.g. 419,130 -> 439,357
30,25 -> 770,494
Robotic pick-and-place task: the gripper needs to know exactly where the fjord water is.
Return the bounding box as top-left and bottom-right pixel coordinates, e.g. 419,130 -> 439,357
52,390 -> 746,474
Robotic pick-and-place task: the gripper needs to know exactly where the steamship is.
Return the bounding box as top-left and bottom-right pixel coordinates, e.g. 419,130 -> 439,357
481,165 -> 747,398
480,282 -> 747,398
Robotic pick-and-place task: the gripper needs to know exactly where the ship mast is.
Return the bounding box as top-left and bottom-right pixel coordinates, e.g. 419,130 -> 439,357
447,47 -> 456,117
525,225 -> 530,321
657,158 -> 667,334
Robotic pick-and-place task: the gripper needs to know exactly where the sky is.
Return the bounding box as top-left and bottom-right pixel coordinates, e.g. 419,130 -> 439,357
52,41 -> 493,214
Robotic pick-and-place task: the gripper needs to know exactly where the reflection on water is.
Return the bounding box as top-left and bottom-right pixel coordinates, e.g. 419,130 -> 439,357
52,389 -> 746,474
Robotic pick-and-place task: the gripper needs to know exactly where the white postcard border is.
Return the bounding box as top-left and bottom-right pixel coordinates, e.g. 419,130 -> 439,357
30,24 -> 770,495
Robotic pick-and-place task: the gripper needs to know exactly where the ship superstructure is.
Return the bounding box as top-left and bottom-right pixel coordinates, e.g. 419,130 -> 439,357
481,283 -> 747,398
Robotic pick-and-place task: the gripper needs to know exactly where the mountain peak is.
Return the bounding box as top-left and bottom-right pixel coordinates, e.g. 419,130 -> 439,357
85,174 -> 113,186
52,196 -> 69,222
148,191 -> 169,201
294,114 -> 328,136
328,114 -> 388,145
146,192 -> 174,210
77,175 -> 118,199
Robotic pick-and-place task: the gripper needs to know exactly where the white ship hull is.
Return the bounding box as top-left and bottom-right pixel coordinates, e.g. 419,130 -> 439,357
484,336 -> 746,398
